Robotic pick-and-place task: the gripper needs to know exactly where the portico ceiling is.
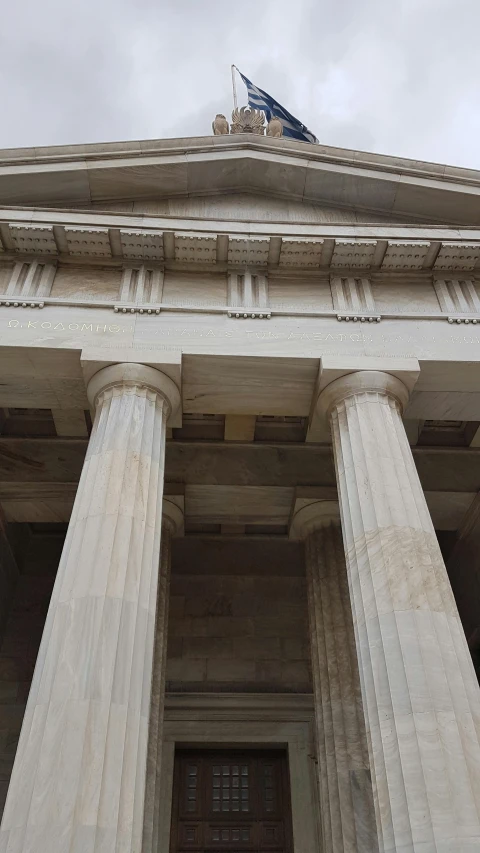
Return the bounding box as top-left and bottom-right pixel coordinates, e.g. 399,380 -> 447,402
1,135 -> 480,225
0,350 -> 478,533
0,432 -> 477,534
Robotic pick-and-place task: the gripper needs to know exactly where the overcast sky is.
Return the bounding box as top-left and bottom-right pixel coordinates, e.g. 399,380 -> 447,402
1,0 -> 479,168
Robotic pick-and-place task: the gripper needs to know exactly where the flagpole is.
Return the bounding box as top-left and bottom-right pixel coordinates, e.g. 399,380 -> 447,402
231,64 -> 238,111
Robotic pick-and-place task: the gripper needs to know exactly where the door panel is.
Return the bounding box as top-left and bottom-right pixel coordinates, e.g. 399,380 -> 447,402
170,750 -> 293,853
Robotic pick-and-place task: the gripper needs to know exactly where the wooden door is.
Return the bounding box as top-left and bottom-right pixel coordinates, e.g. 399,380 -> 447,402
170,750 -> 293,853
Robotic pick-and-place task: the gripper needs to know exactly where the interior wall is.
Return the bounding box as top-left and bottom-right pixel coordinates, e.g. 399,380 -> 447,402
0,526 -> 63,818
167,538 -> 311,693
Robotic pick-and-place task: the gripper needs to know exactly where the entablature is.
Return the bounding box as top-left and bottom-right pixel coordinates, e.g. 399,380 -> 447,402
2,211 -> 480,337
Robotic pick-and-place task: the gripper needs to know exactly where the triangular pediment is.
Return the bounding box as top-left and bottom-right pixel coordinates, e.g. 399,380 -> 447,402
74,192 -> 422,226
0,135 -> 479,227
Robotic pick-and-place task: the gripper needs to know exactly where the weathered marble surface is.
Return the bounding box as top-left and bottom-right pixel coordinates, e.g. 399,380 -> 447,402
292,501 -> 378,853
2,307 -> 480,371
320,370 -> 480,852
86,192 -> 414,223
0,362 -> 180,853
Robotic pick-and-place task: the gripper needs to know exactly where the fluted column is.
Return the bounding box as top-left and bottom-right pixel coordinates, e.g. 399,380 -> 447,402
318,370 -> 480,852
0,362 -> 180,853
143,499 -> 184,853
292,500 -> 378,853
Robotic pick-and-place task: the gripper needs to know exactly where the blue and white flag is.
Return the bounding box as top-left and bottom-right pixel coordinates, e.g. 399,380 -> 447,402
237,69 -> 318,144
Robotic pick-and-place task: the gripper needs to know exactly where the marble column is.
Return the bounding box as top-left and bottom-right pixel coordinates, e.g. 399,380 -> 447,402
292,500 -> 378,853
143,498 -> 183,853
318,370 -> 480,853
0,362 -> 180,853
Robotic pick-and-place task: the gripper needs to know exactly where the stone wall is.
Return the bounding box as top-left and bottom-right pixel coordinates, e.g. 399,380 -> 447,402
0,527 -> 63,818
167,538 -> 312,693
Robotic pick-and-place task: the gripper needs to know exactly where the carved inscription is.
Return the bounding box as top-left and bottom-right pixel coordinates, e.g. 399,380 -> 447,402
7,319 -> 130,333
2,314 -> 480,363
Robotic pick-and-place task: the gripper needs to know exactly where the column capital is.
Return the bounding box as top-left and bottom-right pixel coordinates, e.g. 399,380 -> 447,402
290,499 -> 340,540
162,497 -> 184,537
87,362 -> 181,422
317,370 -> 410,421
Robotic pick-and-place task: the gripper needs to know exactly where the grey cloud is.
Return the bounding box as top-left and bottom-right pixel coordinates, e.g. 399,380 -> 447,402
0,0 -> 479,169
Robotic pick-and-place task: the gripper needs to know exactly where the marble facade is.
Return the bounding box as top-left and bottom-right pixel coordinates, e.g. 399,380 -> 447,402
0,130 -> 479,852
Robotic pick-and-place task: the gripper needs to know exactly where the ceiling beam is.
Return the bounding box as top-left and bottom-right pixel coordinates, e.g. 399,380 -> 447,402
0,439 -> 479,492
0,437 -> 479,531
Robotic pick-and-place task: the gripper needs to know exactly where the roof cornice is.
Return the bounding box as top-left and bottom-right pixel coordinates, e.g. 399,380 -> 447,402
1,134 -> 480,186
0,135 -> 479,225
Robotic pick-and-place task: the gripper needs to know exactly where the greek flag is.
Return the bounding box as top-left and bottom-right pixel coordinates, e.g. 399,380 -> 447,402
238,69 -> 318,144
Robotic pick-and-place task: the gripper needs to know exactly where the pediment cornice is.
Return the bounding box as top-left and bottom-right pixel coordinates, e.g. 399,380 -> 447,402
1,135 -> 480,225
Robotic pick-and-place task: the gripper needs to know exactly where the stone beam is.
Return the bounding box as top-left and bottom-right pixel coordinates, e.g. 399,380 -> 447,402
224,415 -> 256,441
0,439 -> 479,492
0,440 -> 478,528
0,439 -> 86,483
51,409 -> 89,437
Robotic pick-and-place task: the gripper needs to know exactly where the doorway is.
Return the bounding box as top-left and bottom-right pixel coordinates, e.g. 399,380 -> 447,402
170,749 -> 293,852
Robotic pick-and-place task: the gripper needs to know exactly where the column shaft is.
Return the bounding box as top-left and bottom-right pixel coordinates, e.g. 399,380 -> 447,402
322,371 -> 480,853
0,363 -> 179,853
302,511 -> 377,853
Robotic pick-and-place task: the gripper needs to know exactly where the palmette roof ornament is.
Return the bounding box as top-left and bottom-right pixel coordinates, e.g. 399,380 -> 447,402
230,106 -> 265,135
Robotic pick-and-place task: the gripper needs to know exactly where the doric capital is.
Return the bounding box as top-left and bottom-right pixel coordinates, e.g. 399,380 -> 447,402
317,370 -> 410,421
290,500 -> 340,540
87,362 -> 181,421
162,497 -> 184,537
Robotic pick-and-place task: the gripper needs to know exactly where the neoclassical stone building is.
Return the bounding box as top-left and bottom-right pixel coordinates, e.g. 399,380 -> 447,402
0,123 -> 479,853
